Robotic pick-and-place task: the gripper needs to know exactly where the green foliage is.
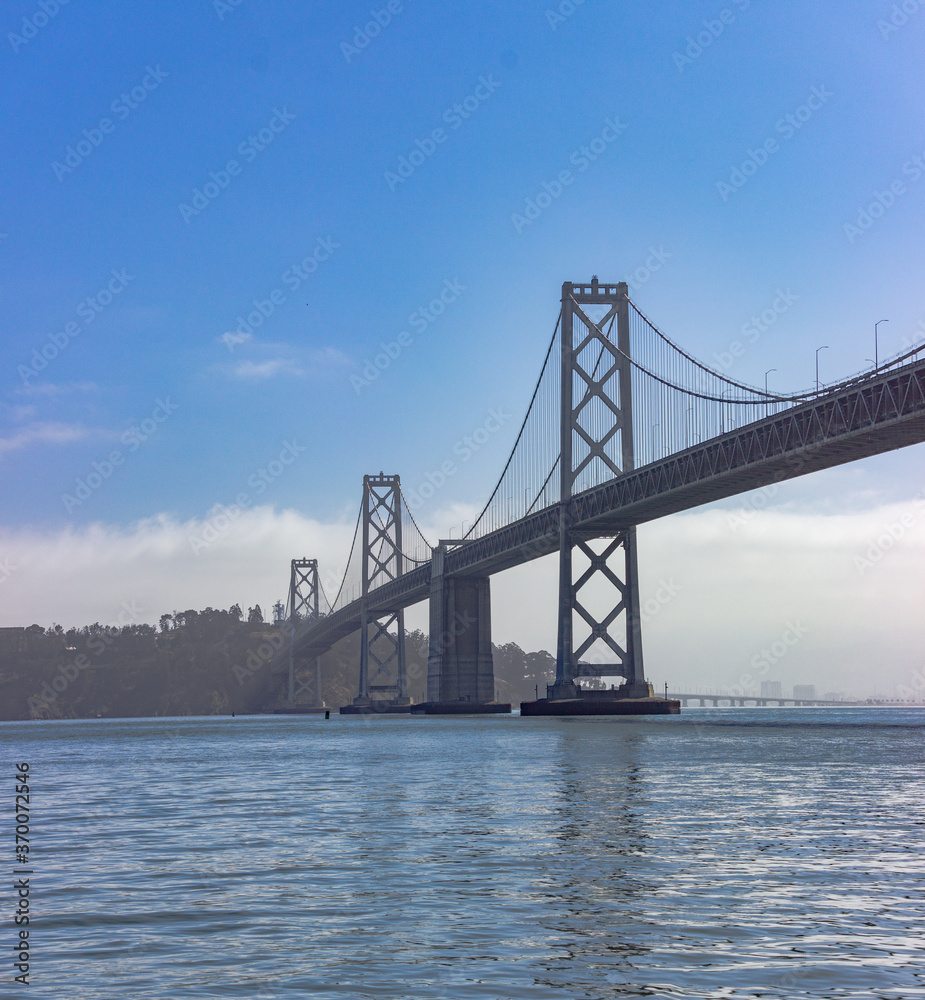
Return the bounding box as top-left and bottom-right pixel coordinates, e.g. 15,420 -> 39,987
492,642 -> 556,703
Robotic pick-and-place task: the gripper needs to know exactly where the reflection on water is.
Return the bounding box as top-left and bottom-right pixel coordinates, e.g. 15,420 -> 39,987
3,708 -> 925,999
537,730 -> 653,994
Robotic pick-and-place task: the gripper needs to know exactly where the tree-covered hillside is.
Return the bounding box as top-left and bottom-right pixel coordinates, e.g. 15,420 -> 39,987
0,605 -> 556,720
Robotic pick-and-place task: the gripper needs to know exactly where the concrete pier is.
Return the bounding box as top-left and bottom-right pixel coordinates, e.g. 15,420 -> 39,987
411,702 -> 511,715
522,682 -> 680,716
521,694 -> 680,716
339,701 -> 413,715
425,543 -> 498,711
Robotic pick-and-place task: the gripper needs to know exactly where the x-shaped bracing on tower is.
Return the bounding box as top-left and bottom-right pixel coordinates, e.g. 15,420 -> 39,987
356,474 -> 408,705
287,558 -> 322,705
553,279 -> 650,699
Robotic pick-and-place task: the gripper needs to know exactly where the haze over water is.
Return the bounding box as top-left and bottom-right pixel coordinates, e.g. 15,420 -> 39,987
7,708 -> 924,999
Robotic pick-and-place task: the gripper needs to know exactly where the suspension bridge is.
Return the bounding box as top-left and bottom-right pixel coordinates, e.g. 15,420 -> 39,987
275,278 -> 925,715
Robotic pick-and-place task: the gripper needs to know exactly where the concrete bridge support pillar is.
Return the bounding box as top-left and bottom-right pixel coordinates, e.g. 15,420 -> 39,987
427,544 -> 495,704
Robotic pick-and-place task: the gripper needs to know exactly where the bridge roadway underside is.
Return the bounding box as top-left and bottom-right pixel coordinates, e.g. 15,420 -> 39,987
283,359 -> 925,663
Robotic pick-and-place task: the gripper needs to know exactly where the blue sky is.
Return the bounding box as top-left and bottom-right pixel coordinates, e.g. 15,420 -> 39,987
2,0 -> 924,694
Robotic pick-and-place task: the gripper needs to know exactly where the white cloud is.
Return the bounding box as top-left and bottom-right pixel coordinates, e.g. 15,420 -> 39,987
0,507 -> 355,627
0,501 -> 922,698
233,358 -> 302,379
214,337 -> 349,379
218,331 -> 253,350
227,349 -> 349,379
0,422 -> 89,458
628,504 -> 925,698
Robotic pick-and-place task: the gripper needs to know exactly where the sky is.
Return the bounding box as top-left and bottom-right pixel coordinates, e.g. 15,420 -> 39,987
1,0 -> 924,698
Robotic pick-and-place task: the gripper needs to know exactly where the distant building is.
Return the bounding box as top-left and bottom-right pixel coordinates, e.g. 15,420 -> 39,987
760,680 -> 782,699
793,684 -> 816,700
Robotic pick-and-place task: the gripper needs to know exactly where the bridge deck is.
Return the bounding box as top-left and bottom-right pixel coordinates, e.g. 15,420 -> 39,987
283,358 -> 925,662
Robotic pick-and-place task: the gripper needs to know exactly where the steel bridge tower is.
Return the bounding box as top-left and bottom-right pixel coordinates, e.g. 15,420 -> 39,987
287,558 -> 322,706
551,278 -> 651,700
353,474 -> 408,706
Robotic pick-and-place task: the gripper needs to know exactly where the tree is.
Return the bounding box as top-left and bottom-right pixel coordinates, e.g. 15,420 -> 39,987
229,604 -> 243,621
247,604 -> 264,624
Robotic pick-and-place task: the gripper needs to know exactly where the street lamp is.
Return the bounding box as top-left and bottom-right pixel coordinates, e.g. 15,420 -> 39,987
874,319 -> 889,369
764,368 -> 777,415
815,346 -> 829,394
652,422 -> 660,458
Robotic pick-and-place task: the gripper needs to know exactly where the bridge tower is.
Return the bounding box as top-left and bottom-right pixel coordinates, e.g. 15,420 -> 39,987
551,278 -> 651,700
354,473 -> 408,706
287,558 -> 322,706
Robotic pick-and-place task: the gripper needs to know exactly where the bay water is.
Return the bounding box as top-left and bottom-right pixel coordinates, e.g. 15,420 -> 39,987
3,708 -> 924,999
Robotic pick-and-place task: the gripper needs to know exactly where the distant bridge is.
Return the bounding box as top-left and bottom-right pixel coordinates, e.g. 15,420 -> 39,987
276,280 -> 925,710
665,693 -> 887,708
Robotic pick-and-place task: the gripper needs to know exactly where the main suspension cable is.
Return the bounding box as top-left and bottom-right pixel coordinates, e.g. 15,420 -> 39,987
465,309 -> 562,538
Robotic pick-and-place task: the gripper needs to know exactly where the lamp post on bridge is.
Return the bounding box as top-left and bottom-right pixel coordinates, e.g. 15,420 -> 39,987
815,346 -> 829,395
764,369 -> 777,417
874,319 -> 889,369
